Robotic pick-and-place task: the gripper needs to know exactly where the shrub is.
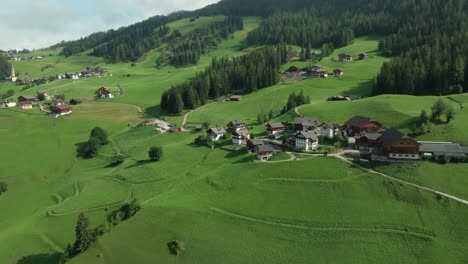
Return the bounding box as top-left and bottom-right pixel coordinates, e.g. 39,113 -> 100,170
0,182 -> 7,194
194,135 -> 208,145
168,240 -> 185,255
148,146 -> 163,161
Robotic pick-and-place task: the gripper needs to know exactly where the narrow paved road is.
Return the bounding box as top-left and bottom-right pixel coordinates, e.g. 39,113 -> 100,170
294,106 -> 302,116
181,103 -> 211,128
332,154 -> 468,206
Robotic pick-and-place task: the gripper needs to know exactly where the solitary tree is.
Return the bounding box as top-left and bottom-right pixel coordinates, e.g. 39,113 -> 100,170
168,240 -> 185,255
0,182 -> 7,194
418,110 -> 430,125
90,127 -> 109,145
73,213 -> 92,254
431,99 -> 447,122
446,105 -> 456,123
148,146 -> 163,161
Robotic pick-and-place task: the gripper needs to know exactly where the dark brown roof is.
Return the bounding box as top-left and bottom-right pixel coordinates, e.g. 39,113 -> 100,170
286,66 -> 299,72
228,120 -> 245,127
18,95 -> 38,101
345,116 -> 372,127
378,128 -> 407,145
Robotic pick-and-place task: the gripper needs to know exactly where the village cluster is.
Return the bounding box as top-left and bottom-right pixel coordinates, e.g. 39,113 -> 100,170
203,115 -> 468,162
6,66 -> 110,86
0,86 -> 116,118
285,53 -> 368,79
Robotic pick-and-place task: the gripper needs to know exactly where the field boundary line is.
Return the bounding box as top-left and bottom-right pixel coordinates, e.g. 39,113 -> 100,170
212,207 -> 435,240
333,154 -> 468,206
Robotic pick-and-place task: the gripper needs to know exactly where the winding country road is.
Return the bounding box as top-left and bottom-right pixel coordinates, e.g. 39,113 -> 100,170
332,154 -> 468,206
264,149 -> 468,206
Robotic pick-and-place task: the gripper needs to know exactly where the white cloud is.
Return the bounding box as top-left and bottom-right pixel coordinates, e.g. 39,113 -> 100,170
0,0 -> 220,50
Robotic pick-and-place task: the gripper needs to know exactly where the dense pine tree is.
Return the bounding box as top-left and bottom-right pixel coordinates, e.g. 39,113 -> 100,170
161,47 -> 282,114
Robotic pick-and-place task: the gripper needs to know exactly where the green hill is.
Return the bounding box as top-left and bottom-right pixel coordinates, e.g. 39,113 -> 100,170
0,4 -> 468,264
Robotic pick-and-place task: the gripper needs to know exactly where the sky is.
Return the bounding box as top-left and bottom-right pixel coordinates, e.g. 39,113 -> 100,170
0,0 -> 219,50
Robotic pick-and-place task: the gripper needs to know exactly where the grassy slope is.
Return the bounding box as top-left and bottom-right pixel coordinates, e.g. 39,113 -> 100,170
0,17 -> 467,264
186,36 -> 385,131
0,17 -> 261,118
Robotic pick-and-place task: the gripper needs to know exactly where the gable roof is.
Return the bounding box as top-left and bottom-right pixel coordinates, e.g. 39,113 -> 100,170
248,139 -> 264,146
18,95 -> 37,101
360,132 -> 382,141
228,120 -> 245,127
296,131 -> 318,140
257,145 -> 275,153
345,116 -> 373,127
379,128 -> 409,145
294,117 -> 320,126
208,128 -> 226,135
320,121 -> 338,129
232,128 -> 250,137
267,122 -> 285,129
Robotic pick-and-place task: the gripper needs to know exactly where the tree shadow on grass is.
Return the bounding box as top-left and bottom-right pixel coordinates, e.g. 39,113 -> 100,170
340,80 -> 374,97
125,160 -> 153,169
75,142 -> 92,159
17,253 -> 62,264
144,105 -> 161,117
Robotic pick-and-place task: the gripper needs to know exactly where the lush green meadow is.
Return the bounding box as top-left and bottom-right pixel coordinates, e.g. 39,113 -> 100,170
184,36 -> 386,129
1,16 -> 468,264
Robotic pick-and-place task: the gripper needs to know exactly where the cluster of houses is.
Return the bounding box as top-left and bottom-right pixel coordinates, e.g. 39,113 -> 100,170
206,118 -> 340,160
204,115 -> 468,162
8,55 -> 43,61
327,95 -> 361,101
96,87 -> 114,98
56,67 -> 109,80
286,65 -> 343,78
337,53 -> 368,62
285,53 -> 369,79
0,90 -> 75,117
346,116 -> 468,161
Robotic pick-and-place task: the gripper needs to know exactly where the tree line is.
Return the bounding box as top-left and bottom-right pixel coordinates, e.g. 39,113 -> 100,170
246,9 -> 366,49
160,46 -> 283,115
56,14 -> 176,61
373,0 -> 468,95
206,0 -> 468,96
60,200 -> 141,263
0,56 -> 11,81
168,16 -> 243,67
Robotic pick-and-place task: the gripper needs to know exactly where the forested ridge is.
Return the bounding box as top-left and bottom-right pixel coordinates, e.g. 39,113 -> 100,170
204,0 -> 468,96
54,14 -> 185,61
164,16 -> 243,67
52,0 -> 468,97
0,56 -> 12,81
161,47 -> 283,114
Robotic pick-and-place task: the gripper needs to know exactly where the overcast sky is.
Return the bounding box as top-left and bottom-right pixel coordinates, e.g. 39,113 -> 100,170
0,0 -> 219,50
